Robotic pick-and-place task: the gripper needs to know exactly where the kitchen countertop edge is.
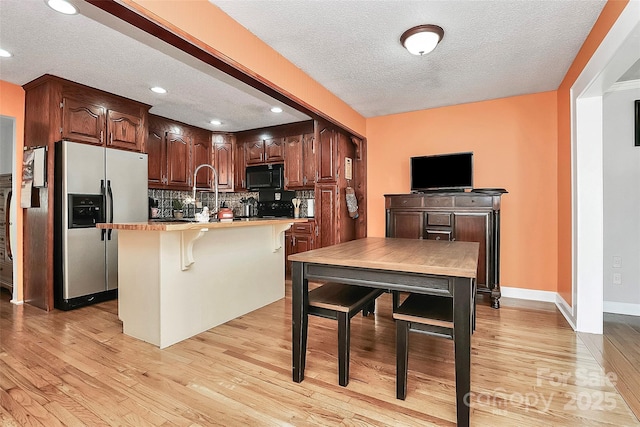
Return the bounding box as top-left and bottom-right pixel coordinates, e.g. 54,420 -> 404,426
97,218 -> 309,232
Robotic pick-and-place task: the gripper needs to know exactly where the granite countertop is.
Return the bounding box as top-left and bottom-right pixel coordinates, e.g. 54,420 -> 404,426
97,217 -> 308,231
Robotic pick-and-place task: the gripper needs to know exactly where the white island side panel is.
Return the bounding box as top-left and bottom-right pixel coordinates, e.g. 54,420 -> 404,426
117,224 -> 288,348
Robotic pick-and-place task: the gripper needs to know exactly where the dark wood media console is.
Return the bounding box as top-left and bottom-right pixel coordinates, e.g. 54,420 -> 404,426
385,189 -> 506,308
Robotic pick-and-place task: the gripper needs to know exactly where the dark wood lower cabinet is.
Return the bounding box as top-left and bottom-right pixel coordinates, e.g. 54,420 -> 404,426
285,220 -> 317,276
385,191 -> 506,308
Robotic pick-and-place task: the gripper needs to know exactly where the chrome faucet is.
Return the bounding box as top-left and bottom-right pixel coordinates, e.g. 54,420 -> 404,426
193,164 -> 219,213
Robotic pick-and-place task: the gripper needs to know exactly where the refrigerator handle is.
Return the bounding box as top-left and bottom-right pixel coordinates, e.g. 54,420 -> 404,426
100,179 -> 106,241
107,180 -> 114,240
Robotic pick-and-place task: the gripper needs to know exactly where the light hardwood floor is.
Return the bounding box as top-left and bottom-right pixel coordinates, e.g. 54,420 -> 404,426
1,286 -> 638,426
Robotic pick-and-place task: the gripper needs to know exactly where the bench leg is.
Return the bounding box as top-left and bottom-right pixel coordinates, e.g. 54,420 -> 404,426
362,300 -> 376,317
396,319 -> 409,400
392,291 -> 400,310
337,312 -> 350,387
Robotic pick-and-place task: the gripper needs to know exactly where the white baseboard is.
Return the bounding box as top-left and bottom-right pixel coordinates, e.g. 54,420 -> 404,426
500,286 -> 557,302
555,295 -> 577,330
603,301 -> 640,316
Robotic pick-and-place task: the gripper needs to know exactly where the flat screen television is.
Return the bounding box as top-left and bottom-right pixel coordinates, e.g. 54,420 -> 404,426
410,152 -> 473,192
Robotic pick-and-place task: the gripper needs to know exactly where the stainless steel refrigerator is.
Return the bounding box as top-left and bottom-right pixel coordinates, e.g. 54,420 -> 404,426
54,140 -> 148,310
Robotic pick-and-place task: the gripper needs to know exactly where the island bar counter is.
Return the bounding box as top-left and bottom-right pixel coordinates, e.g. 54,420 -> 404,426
98,218 -> 307,348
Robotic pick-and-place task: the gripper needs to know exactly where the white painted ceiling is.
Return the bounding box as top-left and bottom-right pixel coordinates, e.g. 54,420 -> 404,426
0,0 -> 637,133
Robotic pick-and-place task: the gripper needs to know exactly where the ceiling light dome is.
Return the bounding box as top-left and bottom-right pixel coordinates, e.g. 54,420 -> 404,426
400,25 -> 444,56
46,0 -> 78,15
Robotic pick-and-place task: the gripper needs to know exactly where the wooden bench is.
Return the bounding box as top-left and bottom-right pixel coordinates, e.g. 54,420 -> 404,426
393,285 -> 476,400
308,282 -> 385,386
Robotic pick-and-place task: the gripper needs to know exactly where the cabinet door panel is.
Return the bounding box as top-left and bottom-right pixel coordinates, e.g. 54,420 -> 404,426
215,140 -> 233,191
295,235 -> 312,253
193,135 -> 211,188
166,132 -> 190,188
454,213 -> 488,287
107,110 -> 143,151
284,135 -> 303,188
265,138 -> 285,163
235,142 -> 247,191
317,128 -> 337,182
147,129 -> 165,187
388,211 -> 424,239
302,133 -> 316,187
62,97 -> 105,146
316,183 -> 337,248
245,140 -> 264,165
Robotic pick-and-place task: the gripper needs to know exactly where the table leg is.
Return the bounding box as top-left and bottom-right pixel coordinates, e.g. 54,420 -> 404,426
453,276 -> 472,427
292,261 -> 308,383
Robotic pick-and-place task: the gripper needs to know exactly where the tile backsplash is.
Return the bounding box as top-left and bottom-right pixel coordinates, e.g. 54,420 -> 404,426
148,189 -> 315,219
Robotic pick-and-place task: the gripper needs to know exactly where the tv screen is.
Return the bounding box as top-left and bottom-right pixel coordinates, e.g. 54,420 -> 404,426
410,152 -> 473,191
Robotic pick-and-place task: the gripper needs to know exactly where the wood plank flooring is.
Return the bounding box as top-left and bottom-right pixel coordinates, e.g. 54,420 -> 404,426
1,286 -> 638,426
579,313 -> 640,422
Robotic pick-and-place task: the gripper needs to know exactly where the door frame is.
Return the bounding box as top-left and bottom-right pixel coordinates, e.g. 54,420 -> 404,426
566,1 -> 640,333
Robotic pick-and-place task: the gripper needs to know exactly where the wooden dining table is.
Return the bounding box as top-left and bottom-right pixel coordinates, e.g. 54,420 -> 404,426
289,237 -> 479,427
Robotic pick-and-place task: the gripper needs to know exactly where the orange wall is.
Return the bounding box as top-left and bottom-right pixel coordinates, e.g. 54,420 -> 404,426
367,92 -> 558,292
0,80 -> 25,301
556,0 -> 629,305
127,0 -> 366,137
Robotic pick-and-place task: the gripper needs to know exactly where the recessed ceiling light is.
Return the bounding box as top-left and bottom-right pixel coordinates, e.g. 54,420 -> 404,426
45,0 -> 78,15
150,86 -> 167,94
210,120 -> 222,126
270,107 -> 283,113
0,49 -> 12,58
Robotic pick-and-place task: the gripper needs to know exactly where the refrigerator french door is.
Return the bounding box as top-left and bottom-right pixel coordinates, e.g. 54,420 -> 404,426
54,140 -> 148,310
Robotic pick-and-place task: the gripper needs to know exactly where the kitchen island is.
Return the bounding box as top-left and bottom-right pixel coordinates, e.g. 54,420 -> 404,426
98,218 -> 306,348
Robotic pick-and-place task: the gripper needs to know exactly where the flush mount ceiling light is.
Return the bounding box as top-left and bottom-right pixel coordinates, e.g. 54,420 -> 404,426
400,25 -> 444,56
45,0 -> 78,15
210,120 -> 222,126
270,107 -> 283,113
0,49 -> 12,58
150,86 -> 167,94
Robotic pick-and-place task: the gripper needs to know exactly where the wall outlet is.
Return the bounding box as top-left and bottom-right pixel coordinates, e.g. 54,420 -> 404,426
612,273 -> 622,285
612,256 -> 622,268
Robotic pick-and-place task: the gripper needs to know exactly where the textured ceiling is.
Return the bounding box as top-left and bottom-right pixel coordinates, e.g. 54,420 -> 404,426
0,0 -> 635,133
210,0 -> 612,117
0,0 -> 309,132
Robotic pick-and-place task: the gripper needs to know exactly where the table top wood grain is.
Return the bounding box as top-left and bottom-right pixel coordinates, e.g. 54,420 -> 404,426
288,237 -> 479,278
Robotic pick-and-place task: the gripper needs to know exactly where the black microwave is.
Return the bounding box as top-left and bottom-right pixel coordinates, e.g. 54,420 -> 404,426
246,164 -> 284,190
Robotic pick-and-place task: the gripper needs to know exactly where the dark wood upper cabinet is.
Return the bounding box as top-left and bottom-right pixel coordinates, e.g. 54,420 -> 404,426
285,133 -> 316,190
244,138 -> 284,165
302,133 -> 316,187
166,132 -> 191,188
234,141 -> 247,192
264,137 -> 285,163
213,134 -> 234,191
317,127 -> 338,183
147,128 -> 165,187
245,140 -> 265,165
284,135 -> 303,188
192,130 -> 212,189
61,97 -> 105,146
62,95 -> 145,152
106,110 -> 144,151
